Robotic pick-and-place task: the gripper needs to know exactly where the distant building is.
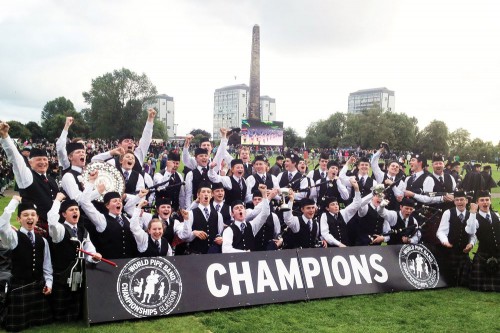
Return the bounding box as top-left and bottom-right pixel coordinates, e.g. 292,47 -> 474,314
213,84 -> 276,141
213,84 -> 249,141
144,94 -> 175,138
348,87 -> 395,114
260,96 -> 276,122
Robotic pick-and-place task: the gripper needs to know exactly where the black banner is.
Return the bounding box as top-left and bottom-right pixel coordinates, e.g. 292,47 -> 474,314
86,244 -> 446,325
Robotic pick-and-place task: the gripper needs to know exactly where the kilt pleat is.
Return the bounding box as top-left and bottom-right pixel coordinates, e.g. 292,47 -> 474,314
3,280 -> 52,332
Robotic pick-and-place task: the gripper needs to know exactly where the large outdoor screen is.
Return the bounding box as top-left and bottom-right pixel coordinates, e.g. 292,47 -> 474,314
240,119 -> 284,146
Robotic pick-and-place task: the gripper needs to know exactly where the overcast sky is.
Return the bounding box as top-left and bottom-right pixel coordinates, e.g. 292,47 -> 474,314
1,0 -> 499,144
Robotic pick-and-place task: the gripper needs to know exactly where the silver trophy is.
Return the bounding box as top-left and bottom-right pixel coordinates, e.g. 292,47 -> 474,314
277,188 -> 291,212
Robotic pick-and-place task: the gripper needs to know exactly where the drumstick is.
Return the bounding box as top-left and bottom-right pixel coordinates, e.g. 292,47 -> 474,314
78,249 -> 118,267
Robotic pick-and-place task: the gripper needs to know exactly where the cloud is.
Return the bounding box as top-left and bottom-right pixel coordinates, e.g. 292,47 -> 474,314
0,0 -> 499,145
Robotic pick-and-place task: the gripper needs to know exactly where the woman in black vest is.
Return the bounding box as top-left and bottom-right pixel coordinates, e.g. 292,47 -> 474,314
130,198 -> 173,257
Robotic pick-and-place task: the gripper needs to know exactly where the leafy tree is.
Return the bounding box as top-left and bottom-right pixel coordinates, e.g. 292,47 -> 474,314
40,97 -> 89,141
41,97 -> 76,123
189,129 -> 211,145
25,122 -> 44,141
153,120 -> 167,140
448,128 -> 471,158
190,129 -> 211,138
42,110 -> 89,141
82,68 -> 157,138
415,120 -> 449,157
283,127 -> 303,148
305,112 -> 346,148
7,121 -> 31,140
384,112 -> 418,152
342,108 -> 393,149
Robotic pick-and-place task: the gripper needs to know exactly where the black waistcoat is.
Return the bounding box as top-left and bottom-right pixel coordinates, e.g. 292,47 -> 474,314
229,222 -> 255,251
243,163 -> 253,179
142,236 -> 170,257
447,209 -> 470,251
387,214 -> 417,245
156,172 -> 182,210
19,171 -> 58,220
312,169 -> 326,183
254,214 -> 275,251
406,173 -> 428,194
190,207 -> 219,254
159,217 -> 175,245
191,168 -> 211,201
250,174 -> 274,194
97,214 -> 139,259
50,224 -> 88,273
225,177 -> 247,204
476,212 -> 500,255
325,212 -> 349,246
212,202 -> 232,226
12,231 -> 45,282
383,173 -> 403,211
318,180 -> 344,206
295,216 -> 319,249
353,175 -> 373,198
357,205 -> 385,245
123,169 -> 140,194
431,173 -> 454,193
279,171 -> 302,191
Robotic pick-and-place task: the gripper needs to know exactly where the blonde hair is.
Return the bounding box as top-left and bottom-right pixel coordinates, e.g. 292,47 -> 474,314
148,218 -> 164,230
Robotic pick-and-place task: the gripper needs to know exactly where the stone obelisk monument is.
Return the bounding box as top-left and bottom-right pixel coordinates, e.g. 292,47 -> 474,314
248,24 -> 260,120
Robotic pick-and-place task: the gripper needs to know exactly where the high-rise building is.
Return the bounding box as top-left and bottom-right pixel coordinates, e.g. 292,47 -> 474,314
260,96 -> 276,122
144,94 -> 175,138
348,87 -> 395,114
212,84 -> 276,141
213,84 -> 249,141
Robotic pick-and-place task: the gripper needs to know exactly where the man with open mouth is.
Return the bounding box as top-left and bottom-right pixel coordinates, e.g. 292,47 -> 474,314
78,171 -> 139,259
60,142 -> 87,202
0,121 -> 58,235
47,193 -> 102,322
178,181 -> 224,254
91,108 -> 156,175
0,196 -> 53,331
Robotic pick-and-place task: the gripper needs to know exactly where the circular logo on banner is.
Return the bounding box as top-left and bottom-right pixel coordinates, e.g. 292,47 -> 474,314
117,257 -> 182,318
399,244 -> 439,289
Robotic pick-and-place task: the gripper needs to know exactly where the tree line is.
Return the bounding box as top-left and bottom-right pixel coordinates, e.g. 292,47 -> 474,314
5,67 -> 499,163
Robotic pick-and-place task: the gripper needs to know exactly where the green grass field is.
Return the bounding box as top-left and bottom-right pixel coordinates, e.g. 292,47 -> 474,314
0,161 -> 499,332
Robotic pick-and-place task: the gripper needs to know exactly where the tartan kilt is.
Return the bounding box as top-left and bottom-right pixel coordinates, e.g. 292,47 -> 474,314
469,253 -> 500,292
440,248 -> 471,287
3,280 -> 52,332
51,281 -> 83,322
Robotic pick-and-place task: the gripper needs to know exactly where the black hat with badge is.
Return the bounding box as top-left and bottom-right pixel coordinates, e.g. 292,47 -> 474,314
59,199 -> 79,214
194,148 -> 208,156
17,201 -> 37,217
66,142 -> 85,155
167,150 -> 180,161
103,192 -> 121,204
285,152 -> 299,164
